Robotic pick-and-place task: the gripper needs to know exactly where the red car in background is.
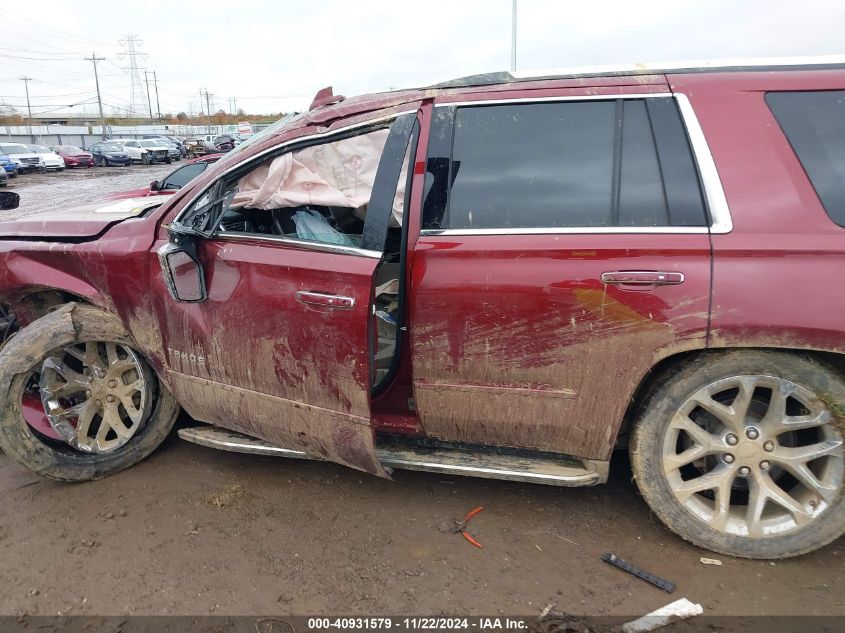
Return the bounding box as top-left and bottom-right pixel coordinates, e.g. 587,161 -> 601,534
105,154 -> 223,200
51,146 -> 94,168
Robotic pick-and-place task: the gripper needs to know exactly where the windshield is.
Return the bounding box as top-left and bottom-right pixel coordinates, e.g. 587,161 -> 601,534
29,145 -> 51,153
100,143 -> 122,151
0,145 -> 31,155
61,146 -> 83,153
139,140 -> 161,148
215,113 -> 300,166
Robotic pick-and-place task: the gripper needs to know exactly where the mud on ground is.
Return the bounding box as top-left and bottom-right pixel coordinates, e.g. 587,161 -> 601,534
0,165 -> 842,618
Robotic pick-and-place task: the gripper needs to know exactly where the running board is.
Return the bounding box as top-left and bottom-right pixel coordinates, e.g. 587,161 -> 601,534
177,425 -> 604,487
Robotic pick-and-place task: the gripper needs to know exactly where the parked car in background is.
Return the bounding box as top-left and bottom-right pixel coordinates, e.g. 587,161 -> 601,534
87,141 -> 131,166
27,145 -> 65,171
144,135 -> 186,157
1,59 -> 844,561
0,168 -> 7,187
212,134 -> 235,151
113,139 -> 171,164
0,154 -> 18,178
51,146 -> 94,168
0,143 -> 45,173
184,138 -> 212,157
105,154 -> 222,200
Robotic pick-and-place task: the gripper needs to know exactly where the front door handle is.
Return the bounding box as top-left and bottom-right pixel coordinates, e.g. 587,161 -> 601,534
295,290 -> 355,309
601,271 -> 685,286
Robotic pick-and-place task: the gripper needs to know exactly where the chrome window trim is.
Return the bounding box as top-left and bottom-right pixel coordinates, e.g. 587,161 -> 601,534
673,92 -> 732,234
420,226 -> 711,236
173,109 -> 417,228
423,93 -> 733,237
216,231 -> 383,259
433,92 -> 673,107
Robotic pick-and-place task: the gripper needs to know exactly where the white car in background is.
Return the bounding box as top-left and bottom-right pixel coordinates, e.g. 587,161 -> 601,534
27,145 -> 65,171
0,142 -> 46,174
111,139 -> 172,165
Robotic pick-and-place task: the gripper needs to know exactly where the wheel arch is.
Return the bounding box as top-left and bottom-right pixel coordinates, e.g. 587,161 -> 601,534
0,287 -> 112,350
614,346 -> 845,452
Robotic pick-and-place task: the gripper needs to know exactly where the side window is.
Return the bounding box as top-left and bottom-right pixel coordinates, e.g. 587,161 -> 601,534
179,114 -> 418,253
161,163 -> 207,190
422,98 -> 707,230
766,90 -> 845,227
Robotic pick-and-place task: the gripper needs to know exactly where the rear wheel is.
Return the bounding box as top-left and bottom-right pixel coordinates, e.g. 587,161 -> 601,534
0,304 -> 179,481
631,351 -> 845,558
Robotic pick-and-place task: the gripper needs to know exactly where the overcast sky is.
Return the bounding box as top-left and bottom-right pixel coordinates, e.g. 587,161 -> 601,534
1,0 -> 844,119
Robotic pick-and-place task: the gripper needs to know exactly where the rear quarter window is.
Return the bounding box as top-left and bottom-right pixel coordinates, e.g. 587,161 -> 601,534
766,90 -> 845,227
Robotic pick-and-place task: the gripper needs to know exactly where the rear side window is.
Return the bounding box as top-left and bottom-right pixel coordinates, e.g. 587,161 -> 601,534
422,97 -> 707,230
766,91 -> 845,227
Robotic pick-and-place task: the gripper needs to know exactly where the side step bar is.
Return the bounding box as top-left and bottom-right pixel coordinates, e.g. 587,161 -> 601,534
177,425 -> 604,487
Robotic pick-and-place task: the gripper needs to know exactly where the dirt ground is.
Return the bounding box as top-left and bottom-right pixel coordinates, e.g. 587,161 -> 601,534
0,167 -> 842,619
2,163 -> 174,219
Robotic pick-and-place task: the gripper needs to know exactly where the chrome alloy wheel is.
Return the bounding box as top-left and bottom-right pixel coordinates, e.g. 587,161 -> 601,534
38,342 -> 152,454
663,375 -> 844,538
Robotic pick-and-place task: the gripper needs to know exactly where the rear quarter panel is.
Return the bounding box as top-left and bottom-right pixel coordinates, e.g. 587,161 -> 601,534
671,71 -> 845,354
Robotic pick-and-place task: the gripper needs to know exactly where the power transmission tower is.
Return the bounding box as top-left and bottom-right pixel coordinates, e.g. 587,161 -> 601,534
118,35 -> 149,117
84,53 -> 107,139
19,76 -> 33,141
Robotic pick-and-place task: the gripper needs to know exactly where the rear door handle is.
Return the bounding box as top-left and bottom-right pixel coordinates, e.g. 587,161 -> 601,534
295,291 -> 355,309
601,271 -> 685,286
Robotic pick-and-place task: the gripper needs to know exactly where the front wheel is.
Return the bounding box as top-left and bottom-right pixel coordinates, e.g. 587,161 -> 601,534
0,304 -> 179,481
142,154 -> 151,165
631,350 -> 845,559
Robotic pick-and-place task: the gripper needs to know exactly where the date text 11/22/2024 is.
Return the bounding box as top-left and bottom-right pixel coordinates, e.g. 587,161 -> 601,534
306,618 -> 527,631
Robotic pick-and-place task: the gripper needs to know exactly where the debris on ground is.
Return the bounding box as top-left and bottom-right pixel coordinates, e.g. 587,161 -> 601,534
205,484 -> 250,508
699,557 -> 723,566
601,553 -> 675,592
439,506 -> 485,548
621,597 -> 703,633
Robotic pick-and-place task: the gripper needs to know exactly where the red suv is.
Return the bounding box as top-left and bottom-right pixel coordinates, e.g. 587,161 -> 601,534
0,59 -> 843,559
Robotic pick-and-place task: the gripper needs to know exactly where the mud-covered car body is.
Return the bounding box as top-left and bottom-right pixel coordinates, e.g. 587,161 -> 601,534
1,58 -> 845,558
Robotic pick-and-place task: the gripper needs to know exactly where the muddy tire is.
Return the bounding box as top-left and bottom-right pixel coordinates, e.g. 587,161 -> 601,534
0,303 -> 179,481
631,350 -> 845,558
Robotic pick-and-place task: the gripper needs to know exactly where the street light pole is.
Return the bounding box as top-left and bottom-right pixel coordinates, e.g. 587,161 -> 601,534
510,0 -> 517,72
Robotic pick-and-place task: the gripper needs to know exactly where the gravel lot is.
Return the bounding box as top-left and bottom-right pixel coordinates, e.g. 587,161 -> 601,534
2,163 -> 174,219
0,167 -> 842,620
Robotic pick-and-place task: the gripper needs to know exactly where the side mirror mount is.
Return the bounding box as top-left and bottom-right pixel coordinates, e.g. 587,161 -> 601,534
157,238 -> 206,302
150,180 -> 160,192
0,191 -> 20,210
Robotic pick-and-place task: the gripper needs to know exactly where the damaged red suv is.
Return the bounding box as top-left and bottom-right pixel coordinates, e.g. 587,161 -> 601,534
1,58 -> 844,559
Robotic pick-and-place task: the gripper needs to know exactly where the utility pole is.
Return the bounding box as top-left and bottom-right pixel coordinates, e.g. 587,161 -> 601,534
203,89 -> 213,134
19,76 -> 34,141
510,0 -> 517,72
144,70 -> 154,119
84,53 -> 107,139
152,71 -> 161,119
